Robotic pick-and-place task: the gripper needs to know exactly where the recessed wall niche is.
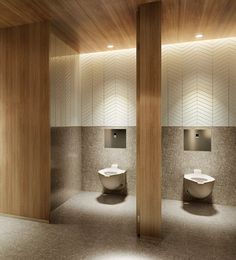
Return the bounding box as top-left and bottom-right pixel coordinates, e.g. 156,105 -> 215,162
184,129 -> 211,151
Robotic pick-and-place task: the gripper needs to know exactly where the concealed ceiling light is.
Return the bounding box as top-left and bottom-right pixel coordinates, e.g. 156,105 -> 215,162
195,33 -> 204,39
107,44 -> 114,49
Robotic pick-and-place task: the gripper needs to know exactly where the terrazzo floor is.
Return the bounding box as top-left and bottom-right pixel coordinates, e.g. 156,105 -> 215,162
0,191 -> 235,259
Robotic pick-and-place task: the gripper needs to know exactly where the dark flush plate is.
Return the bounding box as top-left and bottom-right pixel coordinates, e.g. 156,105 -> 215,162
184,129 -> 211,151
104,129 -> 126,148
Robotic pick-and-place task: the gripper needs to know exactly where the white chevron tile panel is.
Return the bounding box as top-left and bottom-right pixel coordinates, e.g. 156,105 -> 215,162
127,50 -> 136,126
80,49 -> 136,127
75,56 -> 82,126
196,43 -> 213,126
50,55 -> 81,127
81,54 -> 93,126
92,53 -> 104,126
182,43 -> 198,126
49,34 -> 81,126
55,57 -> 66,126
163,37 -> 236,127
50,34 -> 81,127
116,51 -> 131,126
71,56 -> 81,126
213,40 -> 229,126
104,52 -> 117,126
65,56 -> 73,126
50,58 -> 56,126
166,45 -> 183,126
51,37 -> 236,128
229,40 -> 236,126
161,47 -> 168,126
54,58 -> 62,126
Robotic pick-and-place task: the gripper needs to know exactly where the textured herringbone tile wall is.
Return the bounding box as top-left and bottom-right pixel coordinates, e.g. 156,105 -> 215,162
50,34 -> 81,127
50,56 -> 81,127
79,38 -> 236,127
80,49 -> 136,127
163,37 -> 236,127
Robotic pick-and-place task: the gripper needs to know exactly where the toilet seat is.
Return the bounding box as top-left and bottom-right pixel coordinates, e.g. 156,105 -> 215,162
184,173 -> 215,184
98,167 -> 126,177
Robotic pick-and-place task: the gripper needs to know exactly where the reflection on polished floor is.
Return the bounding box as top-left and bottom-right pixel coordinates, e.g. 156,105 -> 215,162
0,191 -> 235,259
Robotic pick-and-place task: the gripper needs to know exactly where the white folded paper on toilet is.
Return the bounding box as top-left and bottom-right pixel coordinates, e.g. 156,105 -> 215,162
193,169 -> 202,174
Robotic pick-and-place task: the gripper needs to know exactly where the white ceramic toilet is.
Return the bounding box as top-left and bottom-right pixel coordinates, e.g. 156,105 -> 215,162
98,164 -> 126,190
184,169 -> 215,199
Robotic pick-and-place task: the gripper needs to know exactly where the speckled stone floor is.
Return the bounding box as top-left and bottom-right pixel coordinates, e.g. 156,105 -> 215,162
0,191 -> 235,259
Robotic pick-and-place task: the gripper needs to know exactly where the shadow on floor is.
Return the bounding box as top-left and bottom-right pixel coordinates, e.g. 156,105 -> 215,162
182,201 -> 218,216
96,193 -> 127,205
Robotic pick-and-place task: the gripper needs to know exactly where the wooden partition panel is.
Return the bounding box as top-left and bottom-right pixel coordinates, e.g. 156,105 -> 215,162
0,22 -> 50,221
137,1 -> 162,237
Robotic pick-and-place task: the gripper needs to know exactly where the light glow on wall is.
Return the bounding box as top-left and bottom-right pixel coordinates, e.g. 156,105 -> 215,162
162,37 -> 236,127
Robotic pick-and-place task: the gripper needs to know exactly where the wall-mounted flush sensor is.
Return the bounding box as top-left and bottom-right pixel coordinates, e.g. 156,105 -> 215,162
113,133 -> 117,139
195,133 -> 199,138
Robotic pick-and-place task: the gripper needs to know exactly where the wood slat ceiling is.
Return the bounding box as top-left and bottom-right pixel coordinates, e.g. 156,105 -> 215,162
0,0 -> 236,53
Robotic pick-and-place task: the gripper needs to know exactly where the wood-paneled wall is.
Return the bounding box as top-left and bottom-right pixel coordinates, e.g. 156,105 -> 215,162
136,1 -> 162,237
0,22 -> 50,220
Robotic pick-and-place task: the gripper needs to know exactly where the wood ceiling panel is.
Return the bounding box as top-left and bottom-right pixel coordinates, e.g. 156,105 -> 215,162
0,0 -> 50,27
48,0 -> 151,52
162,0 -> 236,44
0,0 -> 236,53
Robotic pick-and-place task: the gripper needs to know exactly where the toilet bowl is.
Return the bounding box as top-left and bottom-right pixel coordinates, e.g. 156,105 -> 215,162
98,164 -> 126,190
184,169 -> 215,199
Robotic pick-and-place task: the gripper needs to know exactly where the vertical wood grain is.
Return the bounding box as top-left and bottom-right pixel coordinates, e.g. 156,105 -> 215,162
0,22 -> 50,220
137,1 -> 162,237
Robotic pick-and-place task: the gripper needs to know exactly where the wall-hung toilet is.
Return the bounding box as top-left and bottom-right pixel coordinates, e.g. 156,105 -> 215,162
184,169 -> 215,199
98,164 -> 126,191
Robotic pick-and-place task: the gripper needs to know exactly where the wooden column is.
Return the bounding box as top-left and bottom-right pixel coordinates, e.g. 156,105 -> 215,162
0,22 -> 50,221
136,1 -> 162,237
